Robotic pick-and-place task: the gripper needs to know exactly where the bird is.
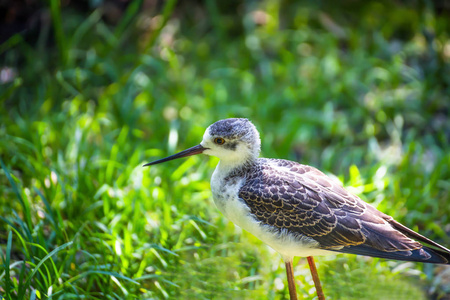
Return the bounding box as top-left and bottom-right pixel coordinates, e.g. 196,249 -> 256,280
144,118 -> 450,300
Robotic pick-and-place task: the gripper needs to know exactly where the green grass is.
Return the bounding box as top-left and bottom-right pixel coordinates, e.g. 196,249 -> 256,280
1,0 -> 449,299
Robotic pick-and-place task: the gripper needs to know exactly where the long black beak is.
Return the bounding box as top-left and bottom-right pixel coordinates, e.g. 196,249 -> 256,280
143,144 -> 207,167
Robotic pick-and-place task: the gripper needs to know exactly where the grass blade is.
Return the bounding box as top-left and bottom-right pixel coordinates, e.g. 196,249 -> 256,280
18,241 -> 73,299
49,0 -> 67,65
3,231 -> 12,299
140,0 -> 178,53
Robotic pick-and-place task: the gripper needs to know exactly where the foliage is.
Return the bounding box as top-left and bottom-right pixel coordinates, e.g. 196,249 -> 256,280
0,0 -> 449,299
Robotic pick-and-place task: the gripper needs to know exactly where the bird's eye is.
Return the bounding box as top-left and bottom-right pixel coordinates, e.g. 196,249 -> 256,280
214,137 -> 225,145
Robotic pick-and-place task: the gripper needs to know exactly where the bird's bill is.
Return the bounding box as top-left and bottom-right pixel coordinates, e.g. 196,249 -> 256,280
143,144 -> 207,166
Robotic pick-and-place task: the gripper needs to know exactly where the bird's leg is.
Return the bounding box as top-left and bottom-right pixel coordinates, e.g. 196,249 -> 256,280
285,260 -> 298,300
307,256 -> 325,300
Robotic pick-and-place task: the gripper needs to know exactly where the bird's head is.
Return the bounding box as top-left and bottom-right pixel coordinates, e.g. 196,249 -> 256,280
143,118 -> 261,167
201,118 -> 260,164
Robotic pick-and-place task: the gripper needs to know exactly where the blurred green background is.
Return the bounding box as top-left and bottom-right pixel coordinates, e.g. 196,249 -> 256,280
1,0 -> 449,299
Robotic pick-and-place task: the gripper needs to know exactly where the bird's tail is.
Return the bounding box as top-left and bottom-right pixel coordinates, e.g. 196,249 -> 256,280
334,243 -> 450,264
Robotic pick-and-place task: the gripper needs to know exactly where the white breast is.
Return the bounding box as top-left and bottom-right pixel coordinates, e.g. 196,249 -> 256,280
210,164 -> 333,260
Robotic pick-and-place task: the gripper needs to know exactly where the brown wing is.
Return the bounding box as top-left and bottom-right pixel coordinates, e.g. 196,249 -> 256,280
239,159 -> 422,252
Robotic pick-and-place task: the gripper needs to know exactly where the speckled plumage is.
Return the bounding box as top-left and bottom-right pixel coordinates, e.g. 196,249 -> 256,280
146,118 -> 450,264
233,158 -> 445,259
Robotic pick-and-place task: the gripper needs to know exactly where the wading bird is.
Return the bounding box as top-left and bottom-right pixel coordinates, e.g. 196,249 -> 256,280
144,118 -> 450,299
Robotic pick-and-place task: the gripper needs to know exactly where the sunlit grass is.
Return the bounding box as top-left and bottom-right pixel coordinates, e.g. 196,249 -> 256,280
1,0 -> 449,299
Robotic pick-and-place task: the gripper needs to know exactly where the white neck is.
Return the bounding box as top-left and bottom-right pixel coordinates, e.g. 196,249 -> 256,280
216,155 -> 256,175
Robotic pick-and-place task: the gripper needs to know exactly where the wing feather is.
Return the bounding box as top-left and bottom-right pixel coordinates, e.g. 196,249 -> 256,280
239,160 -> 366,248
238,158 -> 449,263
